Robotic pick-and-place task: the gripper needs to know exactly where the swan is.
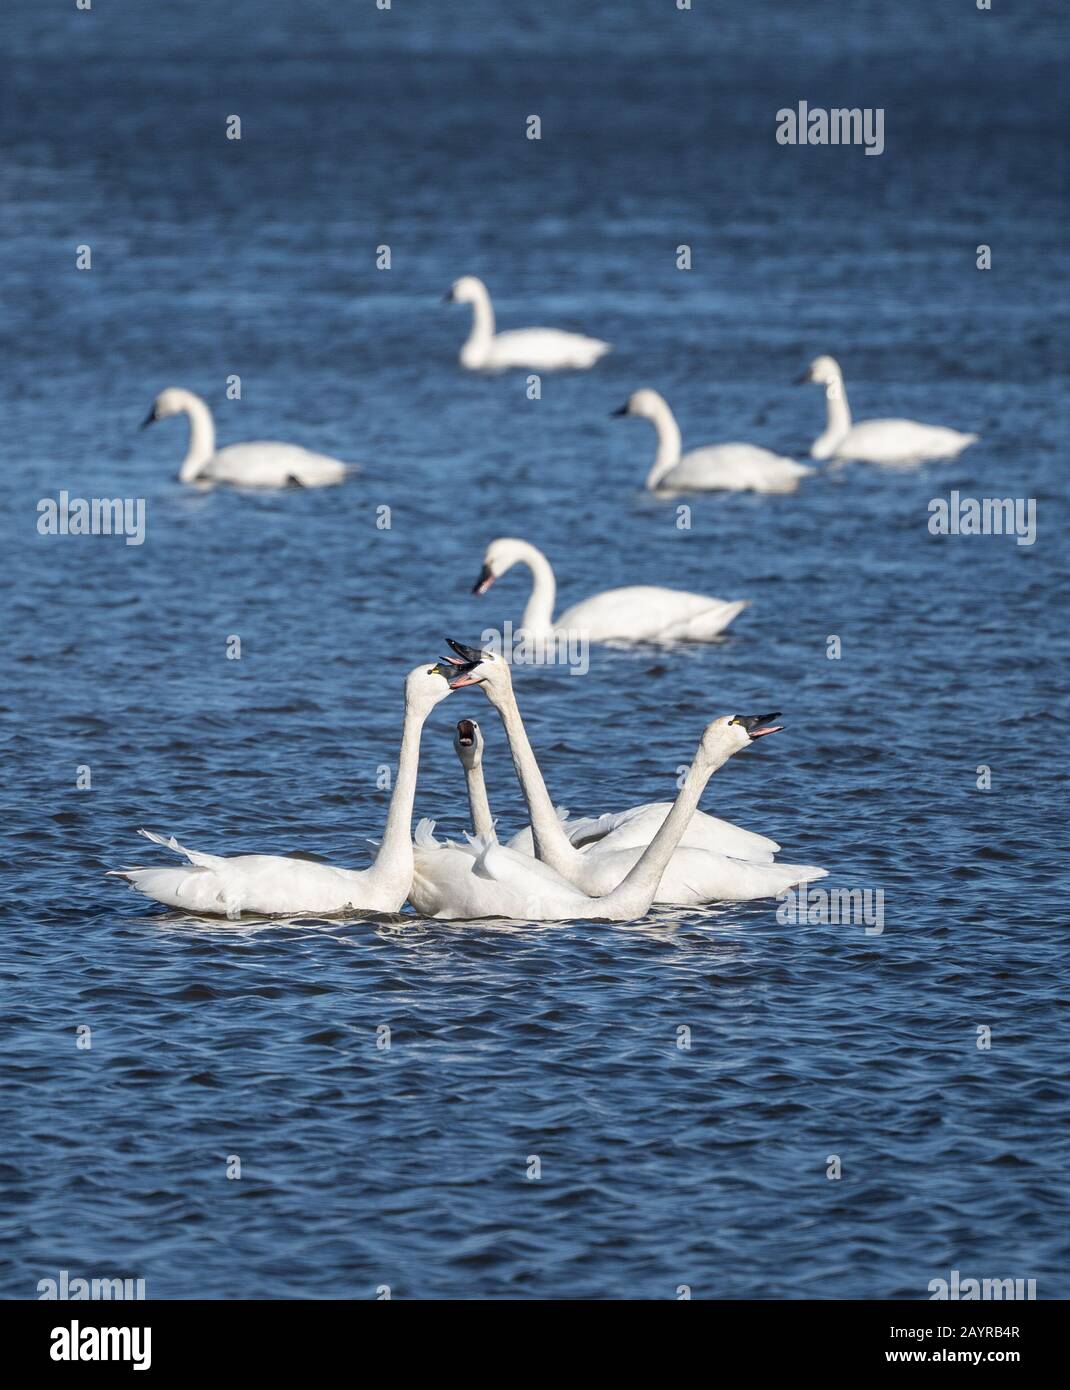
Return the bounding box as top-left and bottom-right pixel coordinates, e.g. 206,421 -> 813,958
109,664 -> 455,918
444,276 -> 610,372
140,388 -> 351,488
444,640 -> 827,905
412,692 -> 790,922
473,537 -> 748,645
800,356 -> 979,464
613,388 -> 812,495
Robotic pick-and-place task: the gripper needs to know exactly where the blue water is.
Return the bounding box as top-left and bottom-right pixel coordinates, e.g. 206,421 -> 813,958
2,0 -> 1068,1299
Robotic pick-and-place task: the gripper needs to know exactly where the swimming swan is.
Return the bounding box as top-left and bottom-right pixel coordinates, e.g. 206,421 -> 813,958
473,537 -> 748,645
800,356 -> 979,464
613,388 -> 812,495
444,640 -> 827,904
413,685 -> 792,921
141,388 -> 351,488
109,665 -> 455,918
445,276 -> 610,372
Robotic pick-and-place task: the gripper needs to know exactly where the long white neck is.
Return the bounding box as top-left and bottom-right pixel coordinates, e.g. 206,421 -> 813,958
643,395 -> 683,489
816,370 -> 851,454
513,542 -> 557,635
597,740 -> 732,919
461,283 -> 496,365
364,698 -> 429,907
463,760 -> 495,841
176,392 -> 216,482
491,688 -> 583,878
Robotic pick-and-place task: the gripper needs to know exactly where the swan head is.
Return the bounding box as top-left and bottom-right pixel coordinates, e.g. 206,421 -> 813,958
700,713 -> 783,763
140,387 -> 190,429
444,275 -> 486,306
798,356 -> 842,388
611,388 -> 667,421
472,537 -> 530,595
440,639 -> 514,709
407,663 -> 456,715
453,718 -> 484,769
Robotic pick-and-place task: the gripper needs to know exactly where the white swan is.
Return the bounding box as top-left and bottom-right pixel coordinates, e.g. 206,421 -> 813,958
109,664 -> 454,918
473,537 -> 748,645
800,356 -> 979,464
614,388 -> 812,495
141,388 -> 351,488
412,695 -> 789,921
445,276 -> 610,372
444,641 -> 827,905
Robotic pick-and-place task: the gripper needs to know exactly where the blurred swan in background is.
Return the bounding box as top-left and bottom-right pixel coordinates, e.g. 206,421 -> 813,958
800,355 -> 979,464
443,640 -> 827,906
141,387 -> 351,488
445,275 -> 610,371
614,388 -> 811,494
109,665 -> 453,917
473,537 -> 748,644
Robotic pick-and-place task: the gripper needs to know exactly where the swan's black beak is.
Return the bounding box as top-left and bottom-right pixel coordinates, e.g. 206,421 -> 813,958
444,638 -> 487,687
446,638 -> 487,664
793,370 -> 812,385
731,712 -> 783,740
442,288 -> 455,303
472,563 -> 495,595
429,661 -> 461,680
611,403 -> 630,416
139,406 -> 157,430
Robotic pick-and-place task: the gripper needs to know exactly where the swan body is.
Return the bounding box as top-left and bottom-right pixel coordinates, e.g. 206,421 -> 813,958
446,276 -> 610,372
615,389 -> 811,494
474,537 -> 748,645
802,356 -> 979,464
110,665 -> 454,918
444,641 -> 827,907
141,388 -> 351,488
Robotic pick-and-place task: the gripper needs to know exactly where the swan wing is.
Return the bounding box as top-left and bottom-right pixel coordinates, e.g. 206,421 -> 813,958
577,803 -> 780,861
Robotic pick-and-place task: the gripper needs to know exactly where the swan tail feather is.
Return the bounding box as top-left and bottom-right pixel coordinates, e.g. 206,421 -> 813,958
137,828 -> 224,869
784,864 -> 828,885
414,818 -> 440,850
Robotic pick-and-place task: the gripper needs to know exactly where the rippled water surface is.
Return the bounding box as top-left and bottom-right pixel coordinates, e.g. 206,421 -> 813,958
2,0 -> 1068,1299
